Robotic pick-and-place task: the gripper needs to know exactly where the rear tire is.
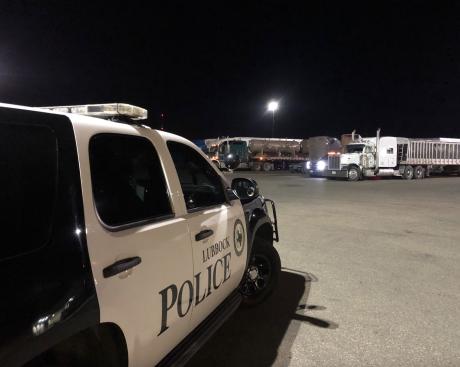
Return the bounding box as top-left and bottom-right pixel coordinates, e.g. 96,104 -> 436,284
262,162 -> 272,172
414,165 -> 425,179
25,325 -> 126,367
403,165 -> 414,180
240,245 -> 281,307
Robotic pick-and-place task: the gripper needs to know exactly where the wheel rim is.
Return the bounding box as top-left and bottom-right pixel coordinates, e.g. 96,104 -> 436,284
240,253 -> 272,297
349,169 -> 358,180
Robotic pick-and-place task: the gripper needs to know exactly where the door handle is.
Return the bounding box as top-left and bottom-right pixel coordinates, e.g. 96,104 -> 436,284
195,229 -> 214,241
103,256 -> 142,278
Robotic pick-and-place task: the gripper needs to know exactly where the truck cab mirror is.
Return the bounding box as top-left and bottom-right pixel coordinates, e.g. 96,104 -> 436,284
231,178 -> 259,203
223,153 -> 240,170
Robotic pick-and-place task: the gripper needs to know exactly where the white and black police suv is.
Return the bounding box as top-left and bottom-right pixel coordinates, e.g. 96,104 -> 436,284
0,102 -> 280,367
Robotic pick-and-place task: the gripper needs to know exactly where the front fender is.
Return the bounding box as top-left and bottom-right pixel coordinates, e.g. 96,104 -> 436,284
248,210 -> 272,248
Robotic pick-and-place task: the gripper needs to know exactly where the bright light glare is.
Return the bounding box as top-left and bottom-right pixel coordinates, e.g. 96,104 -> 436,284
317,160 -> 326,171
267,101 -> 279,112
306,161 -> 311,170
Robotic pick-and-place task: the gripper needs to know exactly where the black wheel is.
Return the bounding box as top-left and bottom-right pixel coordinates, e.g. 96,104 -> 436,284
240,245 -> 281,307
25,326 -> 126,367
252,162 -> 262,171
403,165 -> 414,180
262,162 -> 272,172
348,166 -> 361,181
414,165 -> 425,179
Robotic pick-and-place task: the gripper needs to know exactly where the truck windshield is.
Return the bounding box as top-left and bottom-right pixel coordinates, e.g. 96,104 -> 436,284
219,141 -> 246,156
345,144 -> 365,153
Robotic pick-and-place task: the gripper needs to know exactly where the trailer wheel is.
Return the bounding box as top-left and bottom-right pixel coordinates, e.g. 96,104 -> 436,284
403,165 -> 414,180
262,162 -> 272,172
414,165 -> 425,179
252,162 -> 262,171
348,166 -> 361,181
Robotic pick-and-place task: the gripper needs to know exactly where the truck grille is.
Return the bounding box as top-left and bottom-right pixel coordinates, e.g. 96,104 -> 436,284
328,156 -> 340,170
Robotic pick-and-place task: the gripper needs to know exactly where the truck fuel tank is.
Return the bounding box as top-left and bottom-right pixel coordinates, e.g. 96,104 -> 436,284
248,139 -> 301,155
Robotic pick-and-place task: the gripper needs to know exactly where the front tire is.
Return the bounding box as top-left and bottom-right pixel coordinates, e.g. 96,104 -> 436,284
240,245 -> 281,307
348,166 -> 361,181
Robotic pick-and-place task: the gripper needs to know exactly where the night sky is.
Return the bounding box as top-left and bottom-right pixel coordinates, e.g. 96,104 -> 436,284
1,1 -> 459,140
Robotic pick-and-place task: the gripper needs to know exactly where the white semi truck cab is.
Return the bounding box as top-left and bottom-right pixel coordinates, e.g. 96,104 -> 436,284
326,130 -> 460,181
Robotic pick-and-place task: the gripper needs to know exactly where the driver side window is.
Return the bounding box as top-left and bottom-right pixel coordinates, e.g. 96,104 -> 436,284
167,141 -> 226,212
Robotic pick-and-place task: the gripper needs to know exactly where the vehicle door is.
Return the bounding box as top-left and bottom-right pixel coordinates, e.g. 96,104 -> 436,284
0,108 -> 98,366
166,140 -> 247,331
75,127 -> 194,367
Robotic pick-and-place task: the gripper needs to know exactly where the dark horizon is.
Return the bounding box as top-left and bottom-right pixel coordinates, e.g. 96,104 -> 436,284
1,1 -> 459,140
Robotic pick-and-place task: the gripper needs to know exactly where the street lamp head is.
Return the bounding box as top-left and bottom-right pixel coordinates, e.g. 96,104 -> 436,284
267,100 -> 279,112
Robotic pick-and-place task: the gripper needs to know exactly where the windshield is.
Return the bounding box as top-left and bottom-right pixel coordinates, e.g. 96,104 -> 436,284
219,141 -> 246,155
345,144 -> 365,153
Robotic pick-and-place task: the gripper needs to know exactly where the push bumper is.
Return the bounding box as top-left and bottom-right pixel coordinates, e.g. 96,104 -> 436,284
325,169 -> 348,178
309,169 -> 327,177
263,198 -> 279,242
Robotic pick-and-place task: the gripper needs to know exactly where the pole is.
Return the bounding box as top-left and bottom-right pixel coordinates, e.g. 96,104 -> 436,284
160,113 -> 165,130
271,110 -> 275,138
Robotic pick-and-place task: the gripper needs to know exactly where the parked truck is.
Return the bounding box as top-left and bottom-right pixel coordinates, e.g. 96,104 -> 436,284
303,136 -> 342,176
204,137 -> 306,171
326,129 -> 460,181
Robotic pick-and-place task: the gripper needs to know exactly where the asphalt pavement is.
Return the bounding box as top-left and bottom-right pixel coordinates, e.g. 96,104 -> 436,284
187,172 -> 460,367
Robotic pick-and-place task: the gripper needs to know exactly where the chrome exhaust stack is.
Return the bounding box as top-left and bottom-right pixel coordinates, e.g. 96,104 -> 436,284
375,128 -> 381,175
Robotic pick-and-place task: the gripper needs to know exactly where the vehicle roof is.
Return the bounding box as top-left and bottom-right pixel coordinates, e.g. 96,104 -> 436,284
0,102 -> 189,143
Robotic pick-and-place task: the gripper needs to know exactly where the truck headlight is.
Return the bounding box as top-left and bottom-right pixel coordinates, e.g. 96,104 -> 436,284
317,160 -> 326,171
306,161 -> 311,170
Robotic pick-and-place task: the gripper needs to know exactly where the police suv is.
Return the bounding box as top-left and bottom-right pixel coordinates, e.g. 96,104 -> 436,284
0,103 -> 280,367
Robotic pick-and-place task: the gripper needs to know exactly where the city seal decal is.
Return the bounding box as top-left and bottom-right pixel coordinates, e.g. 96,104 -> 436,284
233,219 -> 245,257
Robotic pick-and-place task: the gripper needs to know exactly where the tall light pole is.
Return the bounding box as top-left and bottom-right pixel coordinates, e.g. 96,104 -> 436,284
267,100 -> 279,138
160,113 -> 165,130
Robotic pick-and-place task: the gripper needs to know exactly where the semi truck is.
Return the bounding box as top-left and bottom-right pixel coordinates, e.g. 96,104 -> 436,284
303,136 -> 342,176
204,137 -> 307,171
326,129 -> 460,181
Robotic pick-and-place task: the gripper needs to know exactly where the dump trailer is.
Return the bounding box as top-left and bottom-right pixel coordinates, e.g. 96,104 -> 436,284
326,129 -> 460,181
204,137 -> 306,171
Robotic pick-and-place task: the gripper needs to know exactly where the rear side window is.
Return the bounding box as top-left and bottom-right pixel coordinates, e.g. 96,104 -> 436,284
167,141 -> 226,211
0,123 -> 58,260
89,134 -> 172,229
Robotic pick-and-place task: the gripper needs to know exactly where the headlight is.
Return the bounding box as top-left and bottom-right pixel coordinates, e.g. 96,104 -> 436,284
306,161 -> 311,170
317,160 -> 326,171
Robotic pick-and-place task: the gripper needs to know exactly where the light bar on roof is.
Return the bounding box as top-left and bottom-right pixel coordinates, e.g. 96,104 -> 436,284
41,103 -> 148,120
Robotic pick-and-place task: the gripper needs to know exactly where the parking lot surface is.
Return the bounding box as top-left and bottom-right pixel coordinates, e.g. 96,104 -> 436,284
188,173 -> 460,367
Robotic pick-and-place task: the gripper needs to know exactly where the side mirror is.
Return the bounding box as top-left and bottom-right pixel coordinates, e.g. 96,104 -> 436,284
223,153 -> 240,170
231,177 -> 259,203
